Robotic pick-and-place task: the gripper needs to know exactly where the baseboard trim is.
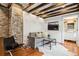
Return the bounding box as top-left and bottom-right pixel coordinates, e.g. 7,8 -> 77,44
64,40 -> 76,43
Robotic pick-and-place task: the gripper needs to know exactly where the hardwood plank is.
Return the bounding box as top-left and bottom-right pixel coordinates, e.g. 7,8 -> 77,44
64,40 -> 79,56
0,37 -> 4,56
11,48 -> 43,56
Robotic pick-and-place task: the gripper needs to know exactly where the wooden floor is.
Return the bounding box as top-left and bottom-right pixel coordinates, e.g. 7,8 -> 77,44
0,37 -> 4,56
0,37 -> 43,56
1,36 -> 79,56
5,48 -> 43,56
64,40 -> 79,56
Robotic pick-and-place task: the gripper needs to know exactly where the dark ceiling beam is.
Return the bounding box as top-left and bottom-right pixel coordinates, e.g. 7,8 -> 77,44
23,3 -> 34,10
46,9 -> 78,18
0,4 -> 9,9
39,3 -> 64,12
44,9 -> 79,19
37,3 -> 77,16
36,3 -> 65,16
47,9 -> 78,18
16,3 -> 23,7
30,3 -> 53,14
77,4 -> 79,8
36,4 -> 66,16
47,6 -> 78,16
0,5 -> 8,10
28,3 -> 48,12
8,3 -> 12,8
31,3 -> 56,14
45,3 -> 78,13
36,9 -> 60,16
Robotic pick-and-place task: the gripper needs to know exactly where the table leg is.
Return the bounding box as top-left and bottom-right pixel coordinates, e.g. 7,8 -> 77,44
43,39 -> 44,47
55,39 -> 56,45
50,41 -> 51,50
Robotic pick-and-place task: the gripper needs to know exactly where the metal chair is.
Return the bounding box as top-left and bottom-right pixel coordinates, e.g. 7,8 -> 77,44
4,36 -> 23,56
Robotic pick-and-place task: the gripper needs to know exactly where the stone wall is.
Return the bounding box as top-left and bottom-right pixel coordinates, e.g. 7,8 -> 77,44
0,4 -> 23,44
9,4 -> 23,44
0,6 -> 9,37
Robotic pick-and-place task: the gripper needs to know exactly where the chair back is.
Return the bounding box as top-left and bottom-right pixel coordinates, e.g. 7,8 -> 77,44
4,37 -> 12,50
27,36 -> 35,49
4,36 -> 18,50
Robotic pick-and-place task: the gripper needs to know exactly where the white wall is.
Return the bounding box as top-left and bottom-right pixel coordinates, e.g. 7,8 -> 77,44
23,11 -> 79,46
45,16 -> 64,43
23,11 -> 46,45
45,12 -> 79,44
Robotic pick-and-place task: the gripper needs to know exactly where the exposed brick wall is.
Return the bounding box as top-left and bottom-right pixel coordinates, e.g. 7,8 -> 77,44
0,6 -> 9,37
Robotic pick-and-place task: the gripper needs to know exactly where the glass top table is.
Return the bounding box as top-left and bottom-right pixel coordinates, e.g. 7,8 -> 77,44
42,38 -> 56,50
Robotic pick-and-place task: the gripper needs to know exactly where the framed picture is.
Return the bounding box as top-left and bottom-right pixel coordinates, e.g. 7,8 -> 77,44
67,23 -> 74,30
64,18 -> 77,32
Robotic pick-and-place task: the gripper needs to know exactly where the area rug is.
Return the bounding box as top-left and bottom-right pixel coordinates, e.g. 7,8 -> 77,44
38,43 -> 75,56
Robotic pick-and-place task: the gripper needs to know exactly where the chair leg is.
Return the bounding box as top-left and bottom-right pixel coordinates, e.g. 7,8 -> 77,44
50,42 -> 51,50
7,51 -> 13,56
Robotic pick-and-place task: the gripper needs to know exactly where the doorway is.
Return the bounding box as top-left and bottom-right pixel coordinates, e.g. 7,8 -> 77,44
63,16 -> 78,55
